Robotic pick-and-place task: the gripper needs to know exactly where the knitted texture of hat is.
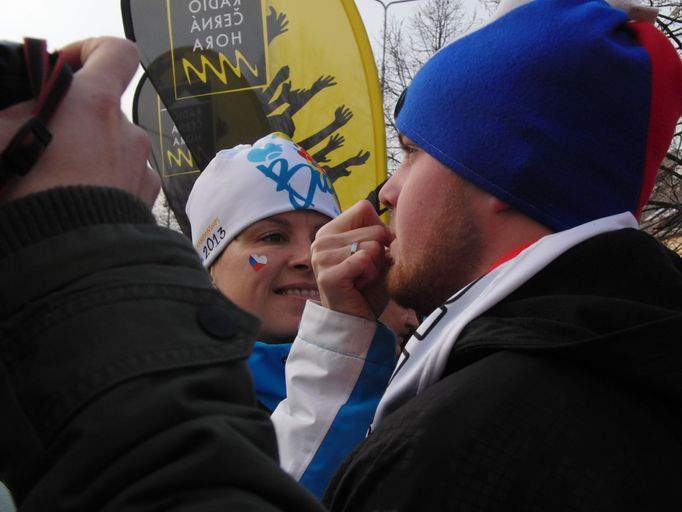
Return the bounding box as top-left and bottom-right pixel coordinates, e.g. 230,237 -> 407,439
396,0 -> 682,231
185,132 -> 341,267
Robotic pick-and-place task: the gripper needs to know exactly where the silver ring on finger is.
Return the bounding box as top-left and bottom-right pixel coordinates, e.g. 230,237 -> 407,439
350,240 -> 359,256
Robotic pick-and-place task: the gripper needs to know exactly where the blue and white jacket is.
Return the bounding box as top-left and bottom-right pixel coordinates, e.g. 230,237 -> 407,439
248,305 -> 396,498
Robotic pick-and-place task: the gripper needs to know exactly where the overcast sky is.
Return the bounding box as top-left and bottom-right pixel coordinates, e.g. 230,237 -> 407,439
0,0 -> 422,117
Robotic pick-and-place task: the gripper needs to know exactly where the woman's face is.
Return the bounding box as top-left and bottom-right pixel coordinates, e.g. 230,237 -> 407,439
210,210 -> 330,343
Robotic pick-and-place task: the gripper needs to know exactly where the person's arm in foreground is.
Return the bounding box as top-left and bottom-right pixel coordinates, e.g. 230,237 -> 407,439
269,200 -> 394,497
0,37 -> 324,512
272,302 -> 396,498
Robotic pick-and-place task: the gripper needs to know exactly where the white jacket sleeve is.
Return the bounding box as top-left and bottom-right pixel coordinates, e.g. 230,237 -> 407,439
271,300 -> 396,498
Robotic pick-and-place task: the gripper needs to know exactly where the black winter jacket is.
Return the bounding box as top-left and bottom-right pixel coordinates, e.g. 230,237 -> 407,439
0,187 -> 324,512
325,229 -> 682,511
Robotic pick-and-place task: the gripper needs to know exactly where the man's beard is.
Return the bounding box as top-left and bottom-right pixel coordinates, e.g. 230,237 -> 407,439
386,216 -> 484,316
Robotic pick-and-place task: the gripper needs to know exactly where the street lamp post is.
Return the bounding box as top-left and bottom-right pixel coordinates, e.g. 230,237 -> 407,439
371,0 -> 420,92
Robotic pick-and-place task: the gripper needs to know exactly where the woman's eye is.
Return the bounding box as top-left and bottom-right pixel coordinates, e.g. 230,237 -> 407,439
260,232 -> 286,243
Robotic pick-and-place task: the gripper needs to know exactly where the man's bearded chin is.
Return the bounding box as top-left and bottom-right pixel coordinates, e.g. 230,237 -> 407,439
386,260 -> 440,318
386,234 -> 484,317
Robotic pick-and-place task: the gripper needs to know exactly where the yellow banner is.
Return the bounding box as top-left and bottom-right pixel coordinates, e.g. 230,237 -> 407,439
125,0 -> 386,232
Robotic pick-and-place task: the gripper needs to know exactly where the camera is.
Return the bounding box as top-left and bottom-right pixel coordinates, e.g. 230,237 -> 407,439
0,38 -> 72,180
0,40 -> 34,110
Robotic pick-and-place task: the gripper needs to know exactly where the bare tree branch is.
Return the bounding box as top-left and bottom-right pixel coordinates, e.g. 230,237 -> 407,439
380,0 -> 481,173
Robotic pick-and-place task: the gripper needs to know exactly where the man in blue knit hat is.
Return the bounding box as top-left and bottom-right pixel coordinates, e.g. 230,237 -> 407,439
280,0 -> 682,508
3,1 -> 682,511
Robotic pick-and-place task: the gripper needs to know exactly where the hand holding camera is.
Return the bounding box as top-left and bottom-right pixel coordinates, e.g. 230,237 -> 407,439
0,37 -> 159,205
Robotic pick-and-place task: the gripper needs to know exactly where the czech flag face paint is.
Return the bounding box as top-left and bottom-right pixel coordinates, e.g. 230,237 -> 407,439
249,254 -> 268,271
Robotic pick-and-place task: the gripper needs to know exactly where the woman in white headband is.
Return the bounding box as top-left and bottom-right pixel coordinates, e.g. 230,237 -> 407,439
186,132 -> 413,497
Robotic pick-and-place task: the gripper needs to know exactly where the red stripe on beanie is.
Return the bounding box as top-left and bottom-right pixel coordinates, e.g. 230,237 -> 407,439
628,21 -> 682,218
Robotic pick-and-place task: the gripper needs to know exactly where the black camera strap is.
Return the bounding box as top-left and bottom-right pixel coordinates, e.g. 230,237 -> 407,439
0,38 -> 73,187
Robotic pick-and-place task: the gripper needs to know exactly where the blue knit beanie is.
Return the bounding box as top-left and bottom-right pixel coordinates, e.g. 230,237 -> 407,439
395,0 -> 682,231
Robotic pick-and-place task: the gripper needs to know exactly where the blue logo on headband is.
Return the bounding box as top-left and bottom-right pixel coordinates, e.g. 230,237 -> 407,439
247,143 -> 337,211
248,143 -> 283,163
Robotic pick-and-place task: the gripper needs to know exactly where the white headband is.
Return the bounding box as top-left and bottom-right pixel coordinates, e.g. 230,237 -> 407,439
186,132 -> 341,267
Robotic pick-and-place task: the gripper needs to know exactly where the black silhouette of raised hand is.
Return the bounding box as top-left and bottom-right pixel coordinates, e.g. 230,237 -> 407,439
261,66 -> 291,106
335,105 -> 353,126
311,75 -> 337,92
347,149 -> 370,166
285,75 -> 336,113
327,133 -> 345,152
313,133 -> 346,163
298,106 -> 355,150
324,150 -> 370,183
267,7 -> 289,42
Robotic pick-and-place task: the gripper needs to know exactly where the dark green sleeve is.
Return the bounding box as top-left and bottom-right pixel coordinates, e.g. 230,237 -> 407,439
0,187 -> 325,512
